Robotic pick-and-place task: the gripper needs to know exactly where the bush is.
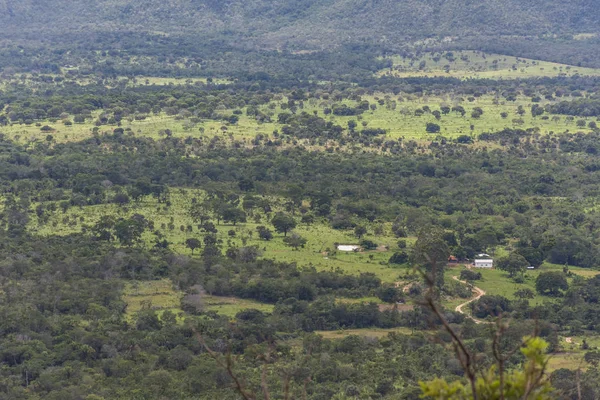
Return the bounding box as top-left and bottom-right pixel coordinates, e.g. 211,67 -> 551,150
389,251 -> 409,264
471,295 -> 512,318
360,239 -> 378,250
377,287 -> 402,303
456,135 -> 473,144
459,269 -> 482,281
426,122 -> 441,133
536,271 -> 568,296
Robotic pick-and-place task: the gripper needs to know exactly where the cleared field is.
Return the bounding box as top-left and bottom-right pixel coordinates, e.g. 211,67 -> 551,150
315,327 -> 413,339
29,189 -> 407,283
122,279 -> 183,321
546,334 -> 600,372
122,279 -> 275,320
204,295 -> 274,317
1,91 -> 595,146
546,353 -> 586,372
378,50 -> 600,79
444,262 -> 599,307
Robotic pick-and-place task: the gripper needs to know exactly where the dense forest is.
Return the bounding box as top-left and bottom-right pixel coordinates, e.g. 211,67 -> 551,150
1,1 -> 600,399
2,0 -> 600,41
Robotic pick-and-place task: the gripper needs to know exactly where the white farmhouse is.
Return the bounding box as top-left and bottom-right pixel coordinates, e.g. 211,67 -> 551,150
337,245 -> 361,252
474,253 -> 493,268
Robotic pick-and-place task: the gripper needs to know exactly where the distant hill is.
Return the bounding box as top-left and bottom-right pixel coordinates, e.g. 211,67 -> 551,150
1,0 -> 599,50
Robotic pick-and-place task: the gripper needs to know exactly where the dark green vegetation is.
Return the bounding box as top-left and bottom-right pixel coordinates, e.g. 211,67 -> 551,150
2,1 -> 600,399
1,77 -> 600,398
1,0 -> 600,81
3,0 -> 599,37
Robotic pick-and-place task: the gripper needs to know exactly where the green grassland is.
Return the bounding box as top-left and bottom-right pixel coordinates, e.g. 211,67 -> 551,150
28,189 -> 599,302
546,335 -> 600,372
29,189 -> 407,283
122,279 -> 183,321
203,295 -> 275,317
122,279 -> 274,320
315,327 -> 413,339
378,50 -> 600,79
445,262 -> 597,308
1,92 -> 596,147
0,72 -> 231,90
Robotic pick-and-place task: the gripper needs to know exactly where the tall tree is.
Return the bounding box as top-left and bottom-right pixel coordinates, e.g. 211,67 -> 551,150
271,212 -> 296,236
412,226 -> 450,289
185,238 -> 201,255
496,252 -> 528,278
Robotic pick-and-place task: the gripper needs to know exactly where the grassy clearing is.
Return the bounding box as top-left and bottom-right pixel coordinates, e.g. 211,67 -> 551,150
0,72 -> 232,90
546,353 -> 586,372
0,112 -> 267,145
315,327 -> 413,339
204,295 -> 274,317
122,279 -> 274,320
313,94 -> 593,141
569,269 -> 600,278
378,50 -> 600,79
122,279 -> 183,321
336,296 -> 382,304
29,189 -> 406,282
546,334 -> 600,372
2,91 -> 596,146
444,262 -> 598,307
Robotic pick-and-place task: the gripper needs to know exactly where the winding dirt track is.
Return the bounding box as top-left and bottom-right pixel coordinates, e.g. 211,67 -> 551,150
452,276 -> 487,324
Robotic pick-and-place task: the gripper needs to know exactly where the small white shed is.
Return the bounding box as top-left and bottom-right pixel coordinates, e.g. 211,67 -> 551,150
337,245 -> 361,252
474,258 -> 494,268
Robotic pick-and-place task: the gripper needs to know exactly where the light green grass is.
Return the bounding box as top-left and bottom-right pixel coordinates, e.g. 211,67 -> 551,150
29,189 -> 405,282
2,91 -> 595,146
122,279 -> 183,321
546,334 -> 600,371
378,50 -> 600,79
122,279 -> 275,320
315,327 -> 413,339
546,353 -> 586,372
445,262 -> 598,308
204,295 -> 274,317
336,296 -> 382,304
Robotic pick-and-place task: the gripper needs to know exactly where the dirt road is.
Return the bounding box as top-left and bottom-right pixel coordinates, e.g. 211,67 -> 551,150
452,276 -> 487,324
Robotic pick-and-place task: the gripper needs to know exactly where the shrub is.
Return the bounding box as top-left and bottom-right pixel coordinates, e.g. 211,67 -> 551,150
459,269 -> 482,281
426,122 -> 441,133
360,239 -> 378,250
389,251 -> 409,264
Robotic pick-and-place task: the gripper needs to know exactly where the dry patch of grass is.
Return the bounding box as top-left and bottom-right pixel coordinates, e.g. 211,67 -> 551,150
570,269 -> 600,278
547,353 -> 586,372
315,327 -> 413,339
378,50 -> 600,80
123,279 -> 183,320
204,295 -> 274,317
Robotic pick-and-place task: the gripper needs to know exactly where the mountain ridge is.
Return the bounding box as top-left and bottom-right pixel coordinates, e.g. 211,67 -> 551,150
1,0 -> 599,49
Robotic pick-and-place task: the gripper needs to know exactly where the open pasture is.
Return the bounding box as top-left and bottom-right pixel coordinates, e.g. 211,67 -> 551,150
203,295 -> 275,317
378,50 -> 600,79
122,279 -> 183,321
315,327 -> 413,339
444,262 -> 598,308
122,279 -> 274,320
29,189 -> 406,283
1,92 -> 595,147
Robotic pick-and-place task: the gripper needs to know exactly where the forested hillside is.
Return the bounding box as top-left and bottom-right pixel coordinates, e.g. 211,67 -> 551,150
2,0 -> 600,399
1,0 -> 599,47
